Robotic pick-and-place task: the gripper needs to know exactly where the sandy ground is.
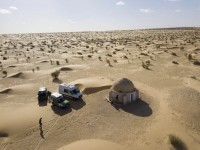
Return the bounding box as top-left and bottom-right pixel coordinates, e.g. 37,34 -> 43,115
0,28 -> 200,150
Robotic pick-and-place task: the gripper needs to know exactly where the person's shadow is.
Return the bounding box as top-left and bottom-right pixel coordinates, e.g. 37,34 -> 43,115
39,125 -> 44,139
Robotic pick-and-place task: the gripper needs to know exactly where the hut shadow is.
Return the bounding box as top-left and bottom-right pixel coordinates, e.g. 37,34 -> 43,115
52,78 -> 63,84
70,99 -> 86,110
112,98 -> 152,117
51,105 -> 72,116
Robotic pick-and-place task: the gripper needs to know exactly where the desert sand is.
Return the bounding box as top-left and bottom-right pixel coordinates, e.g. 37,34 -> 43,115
0,28 -> 200,150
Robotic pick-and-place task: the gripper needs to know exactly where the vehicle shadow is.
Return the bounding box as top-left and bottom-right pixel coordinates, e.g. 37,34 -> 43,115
51,105 -> 72,116
38,100 -> 48,107
70,99 -> 86,110
112,98 -> 152,117
52,78 -> 63,84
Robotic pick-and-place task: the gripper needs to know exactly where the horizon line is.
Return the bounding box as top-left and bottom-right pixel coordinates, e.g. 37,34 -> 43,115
1,26 -> 200,35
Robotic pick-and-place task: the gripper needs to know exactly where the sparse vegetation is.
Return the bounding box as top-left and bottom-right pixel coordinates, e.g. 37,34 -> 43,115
142,61 -> 150,70
168,134 -> 187,150
172,61 -> 179,64
2,70 -> 7,78
56,60 -> 60,65
3,57 -> 7,60
65,58 -> 68,63
36,66 -> 40,70
51,70 -> 60,79
171,52 -> 177,56
106,58 -> 112,67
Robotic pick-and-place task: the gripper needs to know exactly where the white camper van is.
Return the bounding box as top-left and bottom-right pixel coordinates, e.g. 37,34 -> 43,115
59,83 -> 82,100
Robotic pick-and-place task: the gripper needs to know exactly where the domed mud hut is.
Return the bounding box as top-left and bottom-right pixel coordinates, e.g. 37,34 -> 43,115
108,78 -> 139,105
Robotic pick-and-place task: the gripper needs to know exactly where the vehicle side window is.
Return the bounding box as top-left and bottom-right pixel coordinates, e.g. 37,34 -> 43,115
64,89 -> 68,93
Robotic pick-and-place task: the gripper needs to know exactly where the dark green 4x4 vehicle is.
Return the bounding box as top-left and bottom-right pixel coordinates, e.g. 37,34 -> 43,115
50,92 -> 70,109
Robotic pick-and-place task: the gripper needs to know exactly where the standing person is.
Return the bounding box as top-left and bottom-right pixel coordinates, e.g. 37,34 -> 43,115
39,117 -> 42,127
47,91 -> 51,103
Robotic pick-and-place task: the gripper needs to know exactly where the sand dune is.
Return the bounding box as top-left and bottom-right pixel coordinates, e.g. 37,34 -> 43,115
57,139 -> 125,150
0,29 -> 200,150
7,72 -> 25,78
0,88 -> 13,94
71,77 -> 113,95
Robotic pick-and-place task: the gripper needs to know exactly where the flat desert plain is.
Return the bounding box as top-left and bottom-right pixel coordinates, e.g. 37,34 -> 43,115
0,28 -> 200,150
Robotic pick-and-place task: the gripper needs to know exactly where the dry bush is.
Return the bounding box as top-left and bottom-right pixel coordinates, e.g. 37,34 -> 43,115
172,61 -> 179,64
106,59 -> 112,67
50,60 -> 54,65
65,58 -> 68,63
3,57 -> 7,60
77,52 -> 82,55
36,66 -> 40,70
193,60 -> 200,66
98,56 -> 102,61
26,56 -> 31,63
187,53 -> 193,61
2,70 -> 7,78
171,52 -> 177,56
142,61 -> 150,70
88,55 -> 92,58
168,134 -> 187,150
32,68 -> 35,73
113,59 -> 118,63
56,61 -> 60,65
51,70 -> 60,79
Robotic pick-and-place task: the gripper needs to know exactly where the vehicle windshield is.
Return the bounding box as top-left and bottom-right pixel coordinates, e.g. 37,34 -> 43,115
72,89 -> 80,94
38,92 -> 46,96
57,96 -> 64,102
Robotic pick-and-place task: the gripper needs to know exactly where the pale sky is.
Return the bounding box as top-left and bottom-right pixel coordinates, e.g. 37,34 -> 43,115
0,0 -> 200,34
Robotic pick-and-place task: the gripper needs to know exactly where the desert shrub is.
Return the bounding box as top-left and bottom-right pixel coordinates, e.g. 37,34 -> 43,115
187,53 -> 193,61
50,60 -> 54,65
123,55 -> 128,59
56,61 -> 60,65
190,76 -> 197,80
106,59 -> 112,67
32,68 -> 35,73
140,53 -> 148,56
51,70 -> 60,79
168,134 -> 187,150
113,59 -> 118,63
77,52 -> 82,55
3,57 -> 7,60
2,70 -> 7,78
142,61 -> 150,70
65,59 -> 68,63
86,45 -> 89,49
36,66 -> 40,70
171,52 -> 177,56
98,56 -> 102,61
106,54 -> 112,57
193,60 -> 200,66
88,55 -> 92,58
26,56 -> 31,63
172,61 -> 179,64
180,46 -> 184,51
4,51 -> 7,54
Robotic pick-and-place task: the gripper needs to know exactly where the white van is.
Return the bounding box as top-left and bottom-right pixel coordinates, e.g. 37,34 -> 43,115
59,83 -> 82,100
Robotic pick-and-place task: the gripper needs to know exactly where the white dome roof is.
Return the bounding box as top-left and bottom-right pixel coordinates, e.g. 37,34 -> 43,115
111,78 -> 135,93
